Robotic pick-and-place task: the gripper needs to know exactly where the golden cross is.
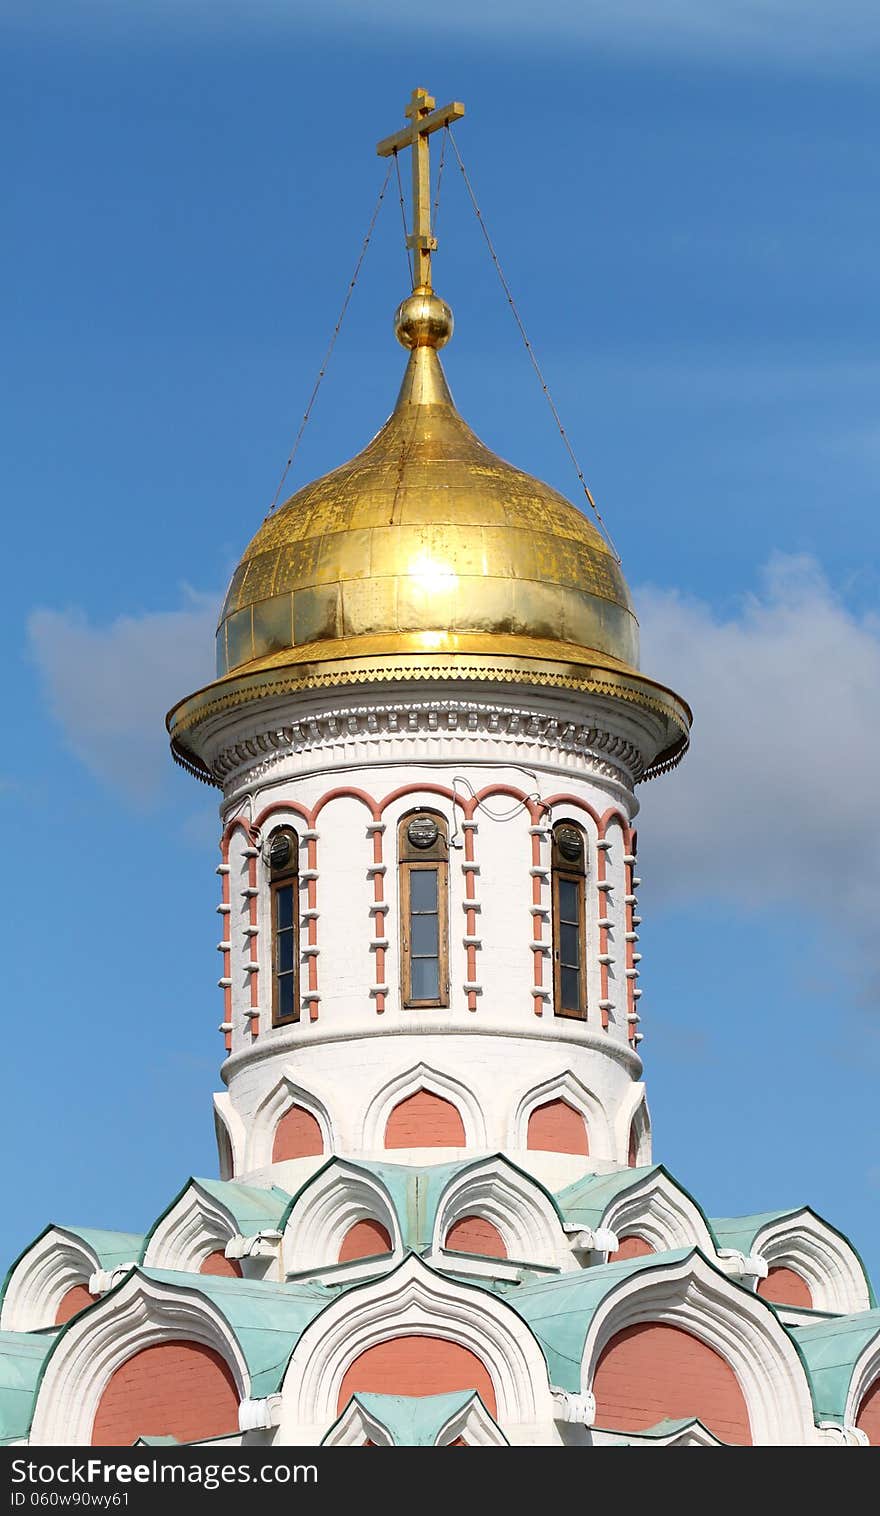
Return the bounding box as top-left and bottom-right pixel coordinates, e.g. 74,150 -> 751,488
376,86 -> 465,291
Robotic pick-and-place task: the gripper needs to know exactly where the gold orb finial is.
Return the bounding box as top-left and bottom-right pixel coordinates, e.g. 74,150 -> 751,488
394,287 -> 453,350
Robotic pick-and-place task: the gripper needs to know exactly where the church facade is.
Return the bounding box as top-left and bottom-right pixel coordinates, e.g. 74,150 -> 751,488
2,92 -> 878,1449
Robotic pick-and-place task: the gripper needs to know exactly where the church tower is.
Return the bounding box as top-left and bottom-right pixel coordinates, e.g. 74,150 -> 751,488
2,90 -> 878,1450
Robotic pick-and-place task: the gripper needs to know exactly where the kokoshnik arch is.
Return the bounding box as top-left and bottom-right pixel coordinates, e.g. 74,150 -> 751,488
2,88 -> 878,1451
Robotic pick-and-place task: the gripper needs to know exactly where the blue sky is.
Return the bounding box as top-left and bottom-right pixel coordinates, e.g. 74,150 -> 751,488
2,5 -> 879,1285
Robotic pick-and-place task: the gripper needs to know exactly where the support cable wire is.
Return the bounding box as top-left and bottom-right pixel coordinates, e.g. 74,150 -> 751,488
267,160 -> 394,516
394,150 -> 415,289
447,128 -> 621,563
431,126 -> 448,245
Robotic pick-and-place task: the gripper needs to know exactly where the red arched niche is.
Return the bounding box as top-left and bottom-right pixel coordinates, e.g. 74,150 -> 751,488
272,1105 -> 324,1162
384,1090 -> 466,1149
445,1216 -> 507,1260
338,1336 -> 497,1416
756,1265 -> 813,1309
339,1219 -> 393,1263
856,1379 -> 880,1445
200,1251 -> 243,1279
527,1098 -> 589,1156
593,1322 -> 752,1445
627,1124 -> 639,1168
91,1341 -> 240,1446
612,1235 -> 653,1262
55,1284 -> 96,1325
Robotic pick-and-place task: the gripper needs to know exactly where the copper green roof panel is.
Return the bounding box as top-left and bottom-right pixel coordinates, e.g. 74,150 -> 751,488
553,1165 -> 714,1241
1,1226 -> 143,1316
553,1165 -> 662,1229
791,1310 -> 880,1422
142,1269 -> 332,1398
711,1207 -> 876,1307
326,1390 -> 490,1446
710,1210 -> 798,1255
281,1155 -> 563,1257
0,1330 -> 57,1445
493,1248 -> 694,1392
142,1179 -> 291,1258
596,1416 -> 714,1443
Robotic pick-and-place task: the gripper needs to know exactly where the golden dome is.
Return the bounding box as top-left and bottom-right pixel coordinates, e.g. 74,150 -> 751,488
168,289 -> 690,783
216,299 -> 639,685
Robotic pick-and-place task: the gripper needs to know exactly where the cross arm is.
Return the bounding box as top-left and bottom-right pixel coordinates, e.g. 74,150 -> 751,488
376,100 -> 466,158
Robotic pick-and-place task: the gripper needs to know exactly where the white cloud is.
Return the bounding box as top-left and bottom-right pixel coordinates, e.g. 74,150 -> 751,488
5,0 -> 880,69
28,591 -> 218,804
635,554 -> 880,989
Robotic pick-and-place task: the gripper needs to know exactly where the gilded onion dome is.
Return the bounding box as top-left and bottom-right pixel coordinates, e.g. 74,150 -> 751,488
168,290 -> 690,780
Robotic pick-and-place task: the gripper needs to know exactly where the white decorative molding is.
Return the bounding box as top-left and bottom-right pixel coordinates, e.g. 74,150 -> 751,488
614,1083 -> 652,1168
843,1329 -> 880,1430
750,1211 -> 873,1316
551,1388 -> 596,1425
0,1229 -> 102,1332
246,1070 -> 334,1172
143,1183 -> 240,1273
511,1069 -> 613,1161
278,1255 -> 556,1445
599,1169 -> 715,1258
361,1061 -> 487,1151
282,1160 -> 400,1279
239,1395 -> 282,1432
429,1158 -> 573,1273
581,1251 -> 819,1446
213,1093 -> 246,1181
29,1272 -> 249,1447
209,698 -> 648,790
816,1421 -> 870,1447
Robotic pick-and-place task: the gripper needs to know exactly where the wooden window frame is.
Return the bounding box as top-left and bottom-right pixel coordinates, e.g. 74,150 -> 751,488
552,824 -> 588,1021
269,828 -> 300,1028
398,812 -> 450,1010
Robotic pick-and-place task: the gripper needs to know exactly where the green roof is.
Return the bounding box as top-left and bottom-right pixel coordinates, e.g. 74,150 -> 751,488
63,1229 -> 143,1269
326,1390 -> 492,1446
142,1269 -> 331,1399
493,1248 -> 694,1392
710,1210 -> 800,1255
1,1226 -> 143,1318
710,1208 -> 876,1307
553,1166 -> 663,1230
553,1164 -> 716,1246
0,1331 -> 57,1445
597,1416 -> 716,1445
791,1310 -> 880,1422
142,1179 -> 291,1259
282,1155 -> 563,1259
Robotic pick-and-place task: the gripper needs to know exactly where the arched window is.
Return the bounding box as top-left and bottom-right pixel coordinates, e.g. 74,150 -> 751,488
398,811 -> 449,1008
267,826 -> 299,1026
551,822 -> 587,1019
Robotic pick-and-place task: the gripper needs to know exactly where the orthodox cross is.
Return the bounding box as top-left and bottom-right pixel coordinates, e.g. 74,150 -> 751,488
377,87 -> 465,290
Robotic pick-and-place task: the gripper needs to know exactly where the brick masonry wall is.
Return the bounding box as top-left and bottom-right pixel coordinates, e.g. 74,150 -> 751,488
756,1265 -> 813,1309
527,1098 -> 589,1156
384,1090 -> 466,1148
592,1322 -> 752,1445
338,1335 -> 497,1415
272,1105 -> 324,1161
338,1219 -> 393,1262
54,1284 -> 96,1325
445,1216 -> 507,1259
611,1236 -> 653,1262
856,1379 -> 880,1445
91,1341 -> 240,1446
199,1251 -> 244,1278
